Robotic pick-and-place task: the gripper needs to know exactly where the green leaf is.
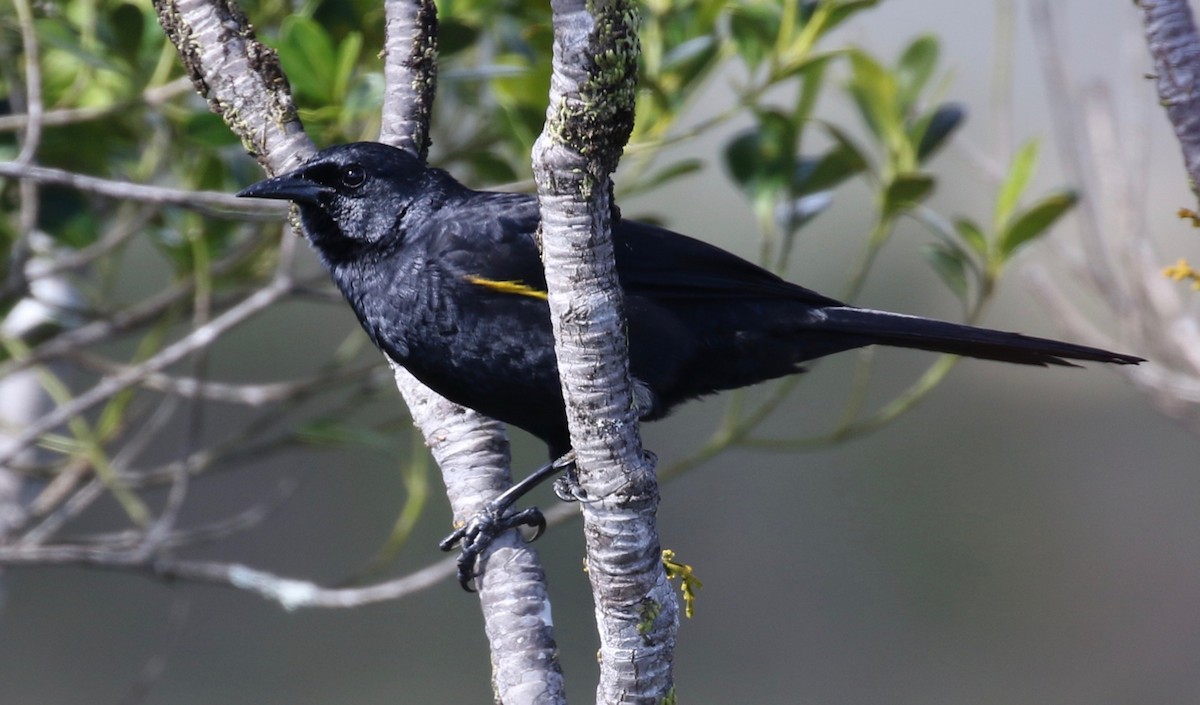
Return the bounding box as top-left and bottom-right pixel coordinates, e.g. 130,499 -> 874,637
729,5 -> 778,70
922,243 -> 970,301
37,18 -> 126,74
896,34 -> 939,109
822,0 -> 881,33
794,126 -> 869,195
333,31 -> 363,102
994,138 -> 1040,231
439,19 -> 479,57
999,189 -> 1079,257
661,35 -> 716,72
847,49 -> 900,143
882,172 -> 934,217
953,217 -> 988,256
723,111 -> 797,199
915,103 -> 966,162
278,16 -> 336,102
108,2 -> 147,72
183,112 -> 239,147
793,52 -> 833,123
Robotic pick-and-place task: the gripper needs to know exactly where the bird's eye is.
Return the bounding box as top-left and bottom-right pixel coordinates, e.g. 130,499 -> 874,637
341,165 -> 366,189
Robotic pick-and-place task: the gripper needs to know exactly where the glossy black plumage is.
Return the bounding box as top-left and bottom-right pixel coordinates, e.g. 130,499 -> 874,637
240,141 -> 1141,457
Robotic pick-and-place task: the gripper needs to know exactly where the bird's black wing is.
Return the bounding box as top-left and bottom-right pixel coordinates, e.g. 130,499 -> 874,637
432,190 -> 549,290
613,219 -> 843,306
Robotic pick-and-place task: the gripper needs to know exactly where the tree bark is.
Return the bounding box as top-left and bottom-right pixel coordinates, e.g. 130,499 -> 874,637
532,1 -> 677,703
377,4 -> 566,702
1139,0 -> 1200,201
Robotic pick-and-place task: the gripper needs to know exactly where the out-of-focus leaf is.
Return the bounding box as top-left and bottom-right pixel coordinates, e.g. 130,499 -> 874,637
778,191 -> 834,234
847,49 -> 899,143
37,18 -> 126,73
897,34 -> 939,109
793,126 -> 869,195
724,111 -> 797,198
661,35 -> 715,72
822,0 -> 881,33
994,138 -> 1040,230
922,242 -> 970,301
915,102 -> 966,162
999,189 -> 1078,257
333,31 -> 362,101
108,2 -> 146,71
440,19 -> 479,57
729,4 -> 778,70
467,152 -> 520,184
882,172 -> 934,217
953,217 -> 988,256
183,112 -> 240,147
793,52 -> 833,124
278,16 -> 336,102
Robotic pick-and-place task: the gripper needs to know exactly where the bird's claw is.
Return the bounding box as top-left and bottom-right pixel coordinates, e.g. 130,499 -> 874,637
439,504 -> 546,592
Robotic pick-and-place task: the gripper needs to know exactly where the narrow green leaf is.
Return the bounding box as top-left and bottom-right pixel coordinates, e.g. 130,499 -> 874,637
333,31 -> 363,102
278,16 -> 336,102
1000,190 -> 1079,257
922,243 -> 970,301
994,138 -> 1041,231
108,2 -> 147,71
729,5 -> 778,70
794,125 -> 869,195
896,35 -> 939,109
824,0 -> 881,32
882,173 -> 934,217
793,52 -> 833,125
953,217 -> 988,256
915,103 -> 966,162
847,49 -> 899,141
723,111 -> 797,198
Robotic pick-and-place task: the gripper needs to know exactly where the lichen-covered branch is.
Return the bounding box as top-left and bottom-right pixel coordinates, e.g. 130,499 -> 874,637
532,1 -> 677,703
151,0 -> 312,173
380,0 -> 439,160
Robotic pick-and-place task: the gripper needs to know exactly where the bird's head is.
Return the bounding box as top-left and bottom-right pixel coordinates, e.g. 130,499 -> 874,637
237,142 -> 428,257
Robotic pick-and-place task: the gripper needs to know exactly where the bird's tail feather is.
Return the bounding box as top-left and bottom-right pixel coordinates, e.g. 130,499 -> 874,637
818,307 -> 1142,367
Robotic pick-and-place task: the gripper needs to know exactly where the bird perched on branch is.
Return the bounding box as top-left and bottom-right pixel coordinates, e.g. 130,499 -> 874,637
239,141 -> 1142,589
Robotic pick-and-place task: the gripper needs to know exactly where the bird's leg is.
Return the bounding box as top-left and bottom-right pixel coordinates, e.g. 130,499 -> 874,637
439,451 -> 576,591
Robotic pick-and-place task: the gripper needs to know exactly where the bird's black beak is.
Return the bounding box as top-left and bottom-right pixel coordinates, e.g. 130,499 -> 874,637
237,174 -> 331,205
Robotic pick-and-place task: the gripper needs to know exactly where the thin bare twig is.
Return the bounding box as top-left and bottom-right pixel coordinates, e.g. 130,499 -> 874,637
0,77 -> 193,133
0,162 -> 289,219
0,278 -> 294,469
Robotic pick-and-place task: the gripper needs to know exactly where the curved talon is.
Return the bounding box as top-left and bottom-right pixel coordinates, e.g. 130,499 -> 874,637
439,503 -> 548,591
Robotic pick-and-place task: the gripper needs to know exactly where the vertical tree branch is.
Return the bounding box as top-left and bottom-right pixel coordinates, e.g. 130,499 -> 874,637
1139,0 -> 1200,200
380,0 -> 439,160
390,364 -> 566,704
378,4 -> 565,702
532,2 -> 676,703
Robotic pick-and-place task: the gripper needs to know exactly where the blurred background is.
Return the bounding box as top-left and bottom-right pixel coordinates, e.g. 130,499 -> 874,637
2,0 -> 1198,703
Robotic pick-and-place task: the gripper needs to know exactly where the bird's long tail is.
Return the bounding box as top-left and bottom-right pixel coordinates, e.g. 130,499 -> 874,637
818,307 -> 1143,367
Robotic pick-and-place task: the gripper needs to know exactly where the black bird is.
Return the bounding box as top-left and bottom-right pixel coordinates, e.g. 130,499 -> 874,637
239,141 -> 1142,588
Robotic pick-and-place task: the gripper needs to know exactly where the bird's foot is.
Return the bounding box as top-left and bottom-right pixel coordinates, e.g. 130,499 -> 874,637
438,451 -> 581,591
439,503 -> 546,592
551,452 -> 587,502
